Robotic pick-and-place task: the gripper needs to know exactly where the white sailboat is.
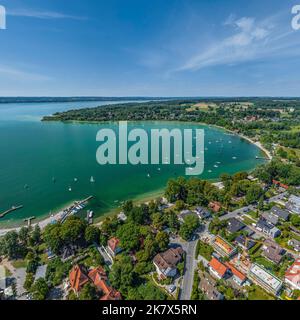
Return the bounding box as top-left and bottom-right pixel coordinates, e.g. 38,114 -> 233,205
90,176 -> 95,183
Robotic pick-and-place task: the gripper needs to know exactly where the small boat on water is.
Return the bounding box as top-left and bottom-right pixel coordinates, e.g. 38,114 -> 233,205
90,176 -> 95,183
208,170 -> 212,173
232,156 -> 237,160
74,178 -> 78,182
147,174 -> 151,178
88,211 -> 94,219
68,187 -> 72,192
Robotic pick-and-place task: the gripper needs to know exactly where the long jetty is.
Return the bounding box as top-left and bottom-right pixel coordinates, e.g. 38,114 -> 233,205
0,205 -> 23,218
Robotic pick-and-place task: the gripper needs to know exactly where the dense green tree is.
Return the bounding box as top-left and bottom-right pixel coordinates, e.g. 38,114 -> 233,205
18,227 -> 30,245
1,231 -> 27,259
60,216 -> 86,243
43,224 -> 63,254
46,258 -> 71,287
24,273 -> 34,292
179,215 -> 200,240
175,200 -> 185,211
101,216 -> 119,236
84,225 -> 100,244
109,254 -> 135,296
165,177 -> 188,203
31,225 -> 41,245
79,283 -> 97,300
291,215 -> 300,227
155,231 -> 169,251
122,200 -> 134,215
31,278 -> 49,300
245,184 -> 264,204
116,222 -> 141,251
127,283 -> 166,300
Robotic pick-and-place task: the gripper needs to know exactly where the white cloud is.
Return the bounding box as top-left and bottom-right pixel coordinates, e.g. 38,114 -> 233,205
176,13 -> 296,72
0,65 -> 51,81
8,8 -> 86,20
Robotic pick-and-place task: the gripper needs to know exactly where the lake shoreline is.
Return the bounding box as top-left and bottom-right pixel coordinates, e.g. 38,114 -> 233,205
0,120 -> 268,234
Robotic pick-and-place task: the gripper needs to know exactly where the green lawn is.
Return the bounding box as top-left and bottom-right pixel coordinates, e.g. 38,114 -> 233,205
241,216 -> 256,226
248,285 -> 276,300
255,257 -> 276,272
11,259 -> 27,269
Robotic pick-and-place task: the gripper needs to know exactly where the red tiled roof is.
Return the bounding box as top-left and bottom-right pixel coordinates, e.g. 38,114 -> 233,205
225,262 -> 247,281
88,266 -> 122,300
70,265 -> 122,300
100,289 -> 122,301
69,265 -> 89,293
272,180 -> 289,190
209,258 -> 228,278
108,237 -> 120,252
209,201 -> 222,212
88,267 -> 110,294
285,259 -> 300,286
214,236 -> 234,254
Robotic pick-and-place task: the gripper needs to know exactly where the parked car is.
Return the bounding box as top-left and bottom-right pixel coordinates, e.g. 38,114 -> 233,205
168,285 -> 176,294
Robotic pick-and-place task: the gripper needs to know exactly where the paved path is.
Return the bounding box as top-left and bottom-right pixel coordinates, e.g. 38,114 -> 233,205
179,236 -> 198,300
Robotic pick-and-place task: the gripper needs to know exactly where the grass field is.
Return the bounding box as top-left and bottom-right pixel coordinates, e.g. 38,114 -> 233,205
247,285 -> 276,300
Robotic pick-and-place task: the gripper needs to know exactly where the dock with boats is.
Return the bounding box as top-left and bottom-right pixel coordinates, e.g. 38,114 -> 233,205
59,196 -> 93,223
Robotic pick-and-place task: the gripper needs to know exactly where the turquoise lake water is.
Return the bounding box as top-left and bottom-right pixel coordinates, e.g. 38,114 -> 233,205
0,100 -> 265,227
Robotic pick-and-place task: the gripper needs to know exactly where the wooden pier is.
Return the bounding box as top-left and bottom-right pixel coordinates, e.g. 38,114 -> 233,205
24,216 -> 36,227
0,205 -> 23,218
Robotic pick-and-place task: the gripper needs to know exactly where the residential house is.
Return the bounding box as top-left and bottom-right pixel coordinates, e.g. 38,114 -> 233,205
209,201 -> 222,213
270,206 -> 290,221
261,212 -> 279,226
272,179 -> 289,190
88,267 -> 122,300
255,218 -> 281,238
212,236 -> 238,258
262,240 -> 285,264
225,262 -> 247,286
69,265 -> 90,294
235,235 -> 256,251
153,247 -> 184,279
286,195 -> 300,215
117,212 -> 127,222
199,276 -> 224,300
285,259 -> 300,291
288,239 -> 300,252
61,244 -> 78,262
69,265 -> 121,300
107,237 -> 122,258
208,258 -> 231,280
195,206 -> 211,220
226,218 -> 245,234
248,263 -> 283,296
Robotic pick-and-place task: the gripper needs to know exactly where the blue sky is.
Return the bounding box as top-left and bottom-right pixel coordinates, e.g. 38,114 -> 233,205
1,0 -> 300,96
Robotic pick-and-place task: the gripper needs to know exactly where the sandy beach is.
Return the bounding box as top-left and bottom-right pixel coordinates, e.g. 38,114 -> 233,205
0,209 -> 64,237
